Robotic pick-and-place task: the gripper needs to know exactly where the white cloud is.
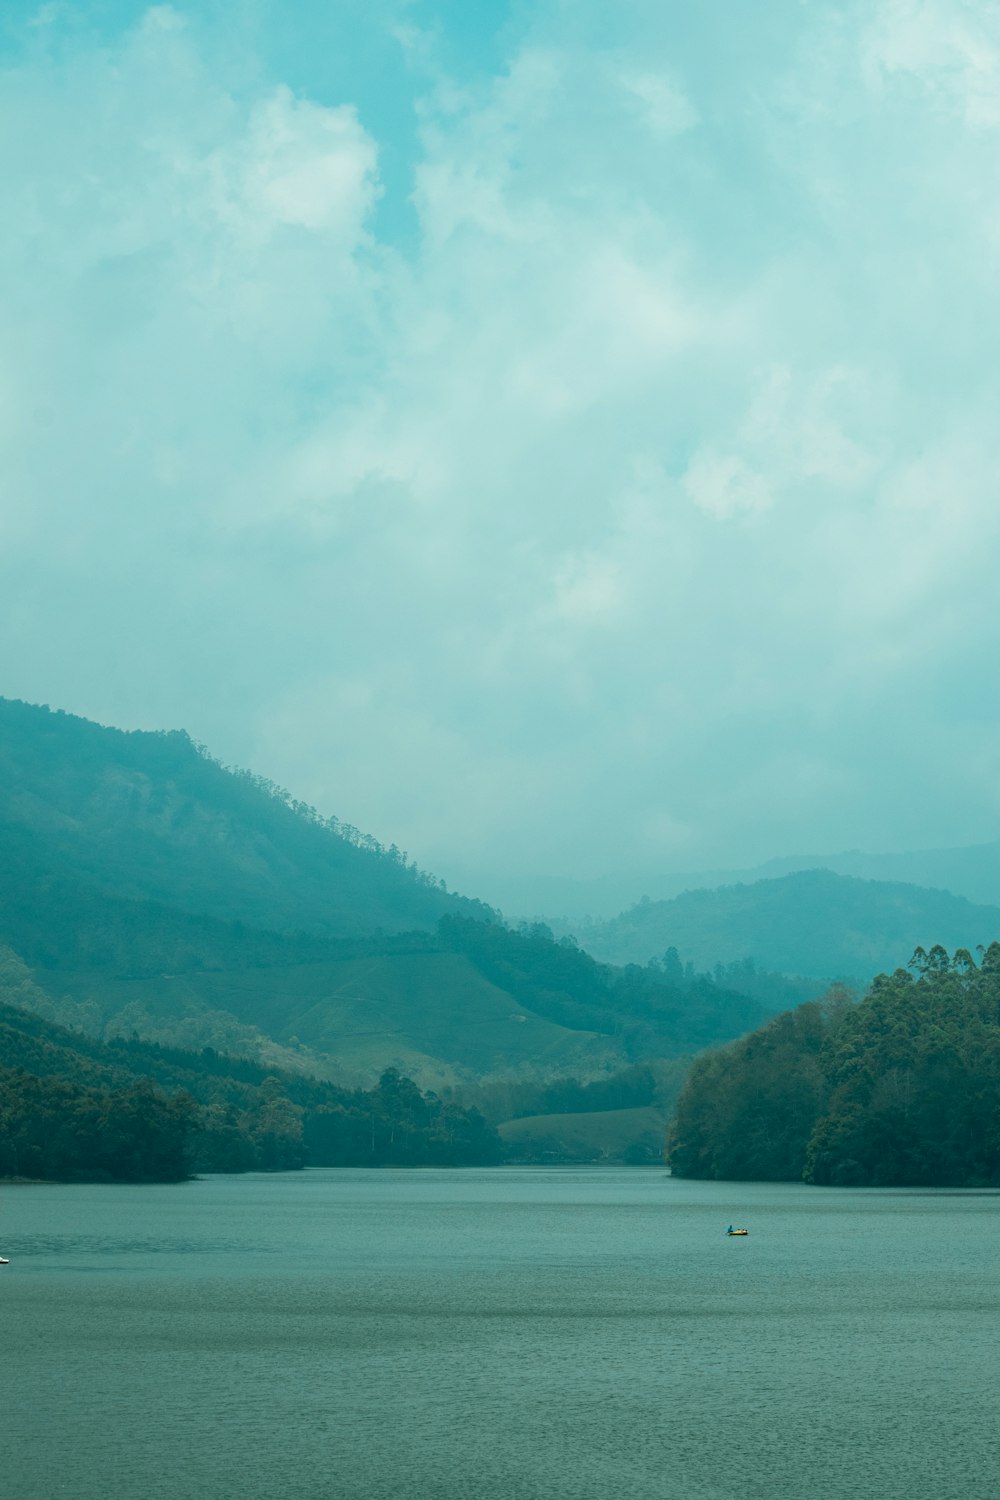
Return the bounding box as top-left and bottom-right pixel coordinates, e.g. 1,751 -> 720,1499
2,1 -> 1000,885
216,87 -> 379,238
616,68 -> 698,137
863,0 -> 1000,126
683,450 -> 772,521
550,553 -> 624,626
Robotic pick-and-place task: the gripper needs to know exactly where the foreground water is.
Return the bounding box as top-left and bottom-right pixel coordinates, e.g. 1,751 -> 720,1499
1,1169 -> 997,1499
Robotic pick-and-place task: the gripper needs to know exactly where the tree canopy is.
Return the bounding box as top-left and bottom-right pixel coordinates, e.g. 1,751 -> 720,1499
0,1001 -> 502,1181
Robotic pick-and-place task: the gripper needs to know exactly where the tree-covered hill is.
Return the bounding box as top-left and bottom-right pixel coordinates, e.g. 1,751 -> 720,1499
0,697 -> 489,937
1,822 -> 787,1088
573,870 -> 1000,983
668,943 -> 1000,1187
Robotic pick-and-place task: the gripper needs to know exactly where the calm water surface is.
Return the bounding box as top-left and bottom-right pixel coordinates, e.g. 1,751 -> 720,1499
1,1169 -> 997,1499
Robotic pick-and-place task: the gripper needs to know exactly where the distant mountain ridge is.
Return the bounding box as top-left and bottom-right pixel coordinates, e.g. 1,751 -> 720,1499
464,839 -> 1000,920
729,843 -> 1000,910
7,693 -> 998,1169
571,869 -> 1000,983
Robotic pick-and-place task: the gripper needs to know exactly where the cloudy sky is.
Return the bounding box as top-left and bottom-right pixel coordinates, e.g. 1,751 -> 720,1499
2,0 -> 999,899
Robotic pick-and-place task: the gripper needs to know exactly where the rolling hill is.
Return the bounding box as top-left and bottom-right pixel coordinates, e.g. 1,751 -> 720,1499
28,945 -> 625,1090
723,842 -> 1000,911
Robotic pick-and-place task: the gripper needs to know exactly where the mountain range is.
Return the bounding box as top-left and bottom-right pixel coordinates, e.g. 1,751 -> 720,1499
567,870 -> 1000,982
462,840 -> 1000,921
2,694 -> 998,1171
0,698 -> 773,1090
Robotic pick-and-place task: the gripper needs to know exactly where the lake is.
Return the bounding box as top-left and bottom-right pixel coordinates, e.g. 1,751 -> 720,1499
1,1168 -> 997,1499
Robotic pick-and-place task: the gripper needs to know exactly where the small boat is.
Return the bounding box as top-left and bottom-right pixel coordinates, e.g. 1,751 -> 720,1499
726,1226 -> 748,1236
0,1256 -> 9,1265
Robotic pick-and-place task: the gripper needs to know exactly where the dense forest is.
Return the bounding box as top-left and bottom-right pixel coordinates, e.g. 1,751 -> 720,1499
0,1001 -> 502,1182
668,943 -> 1000,1186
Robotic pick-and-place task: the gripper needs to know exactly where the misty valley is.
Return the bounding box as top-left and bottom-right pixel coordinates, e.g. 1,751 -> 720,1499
2,696 -> 1000,1188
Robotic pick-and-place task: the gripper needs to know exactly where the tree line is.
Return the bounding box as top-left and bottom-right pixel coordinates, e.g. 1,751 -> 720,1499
0,1002 -> 502,1182
438,915 -> 774,1057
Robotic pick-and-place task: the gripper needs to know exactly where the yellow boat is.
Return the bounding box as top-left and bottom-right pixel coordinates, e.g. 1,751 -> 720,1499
726,1227 -> 748,1236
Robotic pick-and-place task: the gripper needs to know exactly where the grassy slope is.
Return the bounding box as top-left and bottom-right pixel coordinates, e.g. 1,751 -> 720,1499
499,1105 -> 666,1162
578,870 -> 1000,981
2,940 -> 333,1079
37,951 -> 625,1088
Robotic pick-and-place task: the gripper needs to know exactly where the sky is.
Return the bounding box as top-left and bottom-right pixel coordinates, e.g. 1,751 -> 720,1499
2,0 -> 1000,900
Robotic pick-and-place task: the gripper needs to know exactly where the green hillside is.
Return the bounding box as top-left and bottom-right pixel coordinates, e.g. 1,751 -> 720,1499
33,948 -> 624,1089
0,698 -> 786,1091
0,697 -> 487,937
575,870 -> 1000,983
0,807 -> 778,1088
14,913 -> 773,1088
500,1106 -> 666,1164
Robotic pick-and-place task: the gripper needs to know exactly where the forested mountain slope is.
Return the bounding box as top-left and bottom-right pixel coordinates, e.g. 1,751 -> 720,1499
0,698 -> 487,937
1,902 -> 776,1089
573,870 -> 1000,982
0,699 -> 793,1085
